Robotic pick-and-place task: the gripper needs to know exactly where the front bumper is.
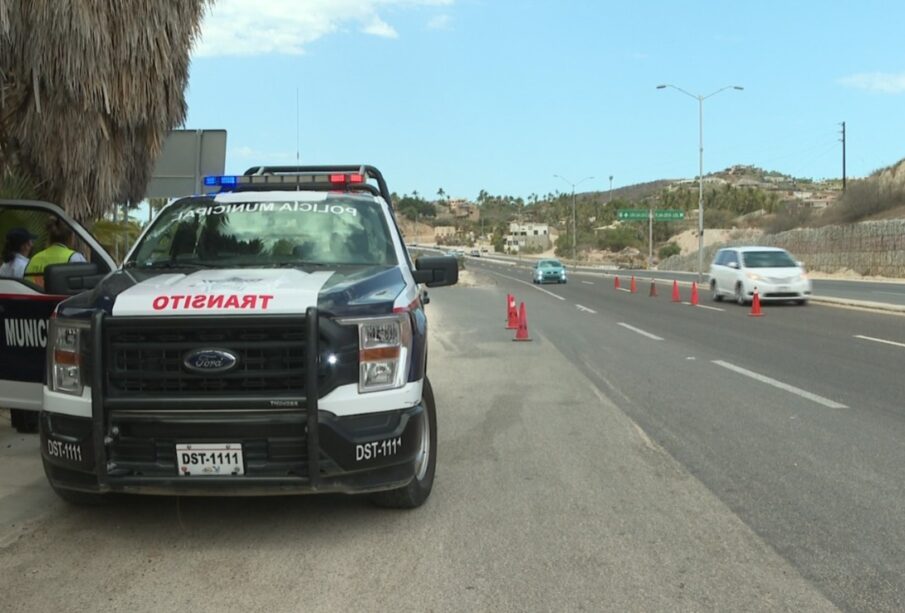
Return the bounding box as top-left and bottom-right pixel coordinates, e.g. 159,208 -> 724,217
40,404 -> 425,496
744,279 -> 812,301
536,274 -> 566,284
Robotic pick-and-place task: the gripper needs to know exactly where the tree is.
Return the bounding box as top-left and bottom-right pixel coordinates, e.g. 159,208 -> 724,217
436,187 -> 446,202
0,1 -> 211,221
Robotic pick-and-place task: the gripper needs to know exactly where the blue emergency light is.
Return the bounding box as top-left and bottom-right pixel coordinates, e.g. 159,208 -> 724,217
204,175 -> 238,187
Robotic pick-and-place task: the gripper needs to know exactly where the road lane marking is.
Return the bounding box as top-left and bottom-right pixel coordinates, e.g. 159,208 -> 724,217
712,360 -> 848,409
853,334 -> 905,349
616,287 -> 631,293
575,304 -> 597,314
871,290 -> 905,297
581,281 -> 594,285
484,270 -> 566,301
695,304 -> 725,312
617,322 -> 664,341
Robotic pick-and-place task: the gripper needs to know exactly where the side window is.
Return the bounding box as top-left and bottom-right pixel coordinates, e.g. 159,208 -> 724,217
0,205 -> 104,286
714,250 -> 727,266
726,251 -> 739,267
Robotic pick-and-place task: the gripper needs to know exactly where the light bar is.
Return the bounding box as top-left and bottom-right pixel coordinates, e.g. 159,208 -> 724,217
203,173 -> 369,190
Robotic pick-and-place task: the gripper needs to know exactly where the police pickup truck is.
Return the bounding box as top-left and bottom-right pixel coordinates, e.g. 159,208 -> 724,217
0,165 -> 457,508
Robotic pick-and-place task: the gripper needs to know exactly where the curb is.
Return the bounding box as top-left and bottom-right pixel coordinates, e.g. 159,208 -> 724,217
808,296 -> 905,314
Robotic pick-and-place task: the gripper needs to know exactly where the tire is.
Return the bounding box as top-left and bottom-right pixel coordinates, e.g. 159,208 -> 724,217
10,409 -> 39,434
42,459 -> 109,506
796,299 -> 808,306
710,280 -> 723,302
735,282 -> 747,306
371,377 -> 437,509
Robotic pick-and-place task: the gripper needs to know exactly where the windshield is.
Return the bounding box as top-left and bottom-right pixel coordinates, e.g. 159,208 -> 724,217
742,251 -> 797,268
540,260 -> 562,268
127,196 -> 397,269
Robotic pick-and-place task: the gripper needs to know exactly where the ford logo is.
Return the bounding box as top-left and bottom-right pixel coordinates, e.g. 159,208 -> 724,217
183,349 -> 239,374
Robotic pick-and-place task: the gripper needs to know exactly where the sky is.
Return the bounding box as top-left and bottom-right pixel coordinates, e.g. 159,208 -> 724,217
184,0 -> 905,201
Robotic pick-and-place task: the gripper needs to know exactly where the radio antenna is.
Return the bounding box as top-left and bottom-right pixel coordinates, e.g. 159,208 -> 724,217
295,87 -> 300,162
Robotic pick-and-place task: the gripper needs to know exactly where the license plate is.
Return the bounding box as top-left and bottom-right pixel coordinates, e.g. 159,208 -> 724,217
176,443 -> 244,476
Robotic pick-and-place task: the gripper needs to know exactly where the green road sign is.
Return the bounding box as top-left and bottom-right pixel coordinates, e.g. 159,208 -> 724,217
617,209 -> 686,221
654,209 -> 685,221
616,209 -> 648,220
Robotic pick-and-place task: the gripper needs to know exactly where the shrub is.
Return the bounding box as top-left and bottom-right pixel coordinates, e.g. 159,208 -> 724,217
764,203 -> 811,234
658,242 -> 681,260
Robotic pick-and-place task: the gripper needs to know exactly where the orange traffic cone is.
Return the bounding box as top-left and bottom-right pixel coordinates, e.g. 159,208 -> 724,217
614,276 -> 621,289
630,275 -> 637,293
513,302 -> 532,341
649,279 -> 658,297
506,294 -> 519,329
749,289 -> 763,317
672,280 -> 681,302
690,282 -> 699,306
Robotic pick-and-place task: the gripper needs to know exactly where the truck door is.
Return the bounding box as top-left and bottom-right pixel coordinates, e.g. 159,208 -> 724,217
0,200 -> 115,431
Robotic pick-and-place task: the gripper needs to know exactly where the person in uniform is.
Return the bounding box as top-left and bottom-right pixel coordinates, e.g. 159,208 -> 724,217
0,227 -> 37,278
24,218 -> 87,287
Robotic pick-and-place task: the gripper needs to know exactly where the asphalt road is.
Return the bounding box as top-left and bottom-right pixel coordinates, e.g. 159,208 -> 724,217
468,253 -> 905,307
0,280 -> 842,612
621,268 -> 905,307
469,257 -> 905,612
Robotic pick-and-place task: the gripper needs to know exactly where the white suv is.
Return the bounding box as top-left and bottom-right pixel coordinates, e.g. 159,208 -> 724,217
709,246 -> 812,306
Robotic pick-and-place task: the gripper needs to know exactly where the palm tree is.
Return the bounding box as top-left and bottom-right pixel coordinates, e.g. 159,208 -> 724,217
436,187 -> 446,202
0,1 -> 211,221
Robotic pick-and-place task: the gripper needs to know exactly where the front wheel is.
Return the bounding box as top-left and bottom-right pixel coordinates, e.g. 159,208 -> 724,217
711,280 -> 723,302
10,409 -> 39,434
371,378 -> 437,509
735,282 -> 748,306
796,299 -> 808,306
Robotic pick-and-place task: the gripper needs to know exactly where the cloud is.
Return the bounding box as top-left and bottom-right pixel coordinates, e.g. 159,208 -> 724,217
196,0 -> 452,57
427,14 -> 452,30
362,16 -> 398,38
838,71 -> 905,94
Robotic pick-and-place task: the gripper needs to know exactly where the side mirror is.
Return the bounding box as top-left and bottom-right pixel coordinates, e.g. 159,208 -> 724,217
413,256 -> 458,287
796,260 -> 804,268
728,261 -> 739,269
44,263 -> 103,295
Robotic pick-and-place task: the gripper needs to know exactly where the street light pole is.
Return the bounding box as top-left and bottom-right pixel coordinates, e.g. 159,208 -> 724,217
657,83 -> 743,282
554,174 -> 594,262
571,188 -> 577,260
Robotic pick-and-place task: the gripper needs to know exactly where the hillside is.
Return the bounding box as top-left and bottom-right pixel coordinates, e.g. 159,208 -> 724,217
580,179 -> 674,203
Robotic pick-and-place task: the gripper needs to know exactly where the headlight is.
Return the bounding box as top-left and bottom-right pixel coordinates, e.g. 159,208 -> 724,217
746,272 -> 763,281
48,318 -> 90,396
344,314 -> 413,393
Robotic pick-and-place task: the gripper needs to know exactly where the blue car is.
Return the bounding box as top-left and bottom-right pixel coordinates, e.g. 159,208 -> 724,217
533,259 -> 567,284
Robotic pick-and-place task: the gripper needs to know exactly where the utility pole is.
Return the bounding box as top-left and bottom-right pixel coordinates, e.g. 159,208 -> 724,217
648,208 -> 654,270
554,174 -> 594,263
840,121 -> 847,192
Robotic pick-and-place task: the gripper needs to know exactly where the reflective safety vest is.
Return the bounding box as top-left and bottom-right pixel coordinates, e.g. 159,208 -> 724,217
24,244 -> 76,288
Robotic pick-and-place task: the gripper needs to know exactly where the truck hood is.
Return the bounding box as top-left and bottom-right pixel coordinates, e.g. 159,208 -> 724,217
58,266 -> 408,319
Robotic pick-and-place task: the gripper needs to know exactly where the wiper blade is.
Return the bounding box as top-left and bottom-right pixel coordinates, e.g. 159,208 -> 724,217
269,261 -> 331,268
128,260 -> 221,270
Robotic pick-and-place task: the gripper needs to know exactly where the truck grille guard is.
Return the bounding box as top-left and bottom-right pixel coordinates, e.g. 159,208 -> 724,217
90,308 -> 324,488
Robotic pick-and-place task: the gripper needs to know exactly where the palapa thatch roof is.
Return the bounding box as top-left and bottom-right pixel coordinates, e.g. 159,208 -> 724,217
0,0 -> 212,221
